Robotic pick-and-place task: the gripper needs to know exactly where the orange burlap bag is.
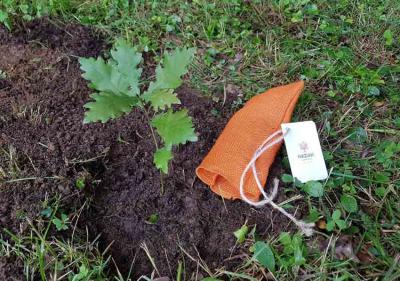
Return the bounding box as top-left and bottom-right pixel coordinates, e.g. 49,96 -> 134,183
196,81 -> 304,201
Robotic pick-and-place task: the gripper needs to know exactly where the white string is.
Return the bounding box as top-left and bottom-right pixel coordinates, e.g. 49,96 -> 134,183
239,128 -> 315,236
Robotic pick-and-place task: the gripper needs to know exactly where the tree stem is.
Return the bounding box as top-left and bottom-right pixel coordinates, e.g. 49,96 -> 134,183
142,104 -> 165,194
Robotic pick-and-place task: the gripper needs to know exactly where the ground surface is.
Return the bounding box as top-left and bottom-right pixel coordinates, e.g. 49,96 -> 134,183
0,19 -> 294,279
0,1 -> 399,281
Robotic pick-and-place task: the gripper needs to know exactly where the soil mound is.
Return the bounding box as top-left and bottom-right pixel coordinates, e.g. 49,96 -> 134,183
0,19 -> 294,279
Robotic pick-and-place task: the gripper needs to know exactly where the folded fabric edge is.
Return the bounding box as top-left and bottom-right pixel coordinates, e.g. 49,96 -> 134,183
196,80 -> 305,202
196,166 -> 260,201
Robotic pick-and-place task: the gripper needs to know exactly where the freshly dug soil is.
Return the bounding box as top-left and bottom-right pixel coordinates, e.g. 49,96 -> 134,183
0,19 -> 302,279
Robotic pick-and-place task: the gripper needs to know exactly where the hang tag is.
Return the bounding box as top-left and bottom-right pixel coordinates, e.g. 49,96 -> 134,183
281,121 -> 328,183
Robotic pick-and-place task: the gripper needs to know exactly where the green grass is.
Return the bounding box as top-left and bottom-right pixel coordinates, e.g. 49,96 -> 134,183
0,198 -> 119,280
1,0 -> 399,280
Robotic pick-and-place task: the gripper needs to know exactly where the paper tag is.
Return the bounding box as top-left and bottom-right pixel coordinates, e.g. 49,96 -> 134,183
281,121 -> 328,183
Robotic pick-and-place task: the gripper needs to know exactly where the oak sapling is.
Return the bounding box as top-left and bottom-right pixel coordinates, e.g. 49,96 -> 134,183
79,40 -> 197,181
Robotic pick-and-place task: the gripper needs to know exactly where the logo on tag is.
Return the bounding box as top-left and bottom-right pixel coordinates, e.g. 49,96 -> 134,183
281,121 -> 328,183
298,141 -> 314,160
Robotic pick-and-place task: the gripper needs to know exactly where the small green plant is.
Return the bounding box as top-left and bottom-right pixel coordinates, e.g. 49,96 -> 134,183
340,194 -> 358,213
250,233 -> 307,273
252,241 -> 275,272
79,40 -> 197,179
146,213 -> 159,224
326,209 -> 347,232
277,232 -> 307,269
52,213 -> 69,231
233,224 -> 249,243
383,29 -> 394,46
71,264 -> 90,281
281,174 -> 325,198
75,177 -> 86,190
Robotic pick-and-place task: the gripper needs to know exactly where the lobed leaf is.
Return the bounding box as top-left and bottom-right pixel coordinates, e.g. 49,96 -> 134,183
80,40 -> 143,123
84,92 -> 138,123
151,109 -> 197,147
147,89 -> 181,110
110,40 -> 143,95
143,47 -> 195,106
153,147 -> 173,174
79,57 -> 130,95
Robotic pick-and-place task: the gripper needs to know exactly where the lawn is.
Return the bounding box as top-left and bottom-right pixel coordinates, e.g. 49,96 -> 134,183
0,0 -> 399,280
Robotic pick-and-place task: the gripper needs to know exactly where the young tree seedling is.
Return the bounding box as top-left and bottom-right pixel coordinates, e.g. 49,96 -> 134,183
79,40 -> 197,192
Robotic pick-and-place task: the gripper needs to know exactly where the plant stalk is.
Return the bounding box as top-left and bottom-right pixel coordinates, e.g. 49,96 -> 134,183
142,104 -> 165,194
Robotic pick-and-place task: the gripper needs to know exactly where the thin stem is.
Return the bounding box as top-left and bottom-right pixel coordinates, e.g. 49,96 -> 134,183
142,103 -> 165,194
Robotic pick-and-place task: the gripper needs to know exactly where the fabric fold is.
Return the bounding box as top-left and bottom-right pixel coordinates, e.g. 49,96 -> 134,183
196,81 -> 305,201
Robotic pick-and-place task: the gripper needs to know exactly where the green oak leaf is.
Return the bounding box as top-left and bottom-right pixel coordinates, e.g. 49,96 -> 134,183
79,57 -> 129,95
84,92 -> 138,123
143,47 -> 195,101
151,109 -> 197,147
148,89 -> 181,110
154,147 -> 173,173
111,40 -> 142,95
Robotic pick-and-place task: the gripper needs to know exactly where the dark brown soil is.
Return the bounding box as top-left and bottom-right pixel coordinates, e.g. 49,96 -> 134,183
0,19 -> 301,279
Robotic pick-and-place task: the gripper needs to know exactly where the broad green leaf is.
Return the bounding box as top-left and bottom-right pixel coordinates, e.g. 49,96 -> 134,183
143,47 -> 195,101
151,109 -> 197,147
111,40 -> 142,95
233,224 -> 248,243
326,220 -> 335,231
79,57 -> 130,95
147,89 -> 181,110
253,241 -> 275,272
332,209 -> 341,220
84,92 -> 138,123
340,194 -> 358,213
336,219 -> 347,230
153,147 -> 173,173
303,181 -> 324,197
